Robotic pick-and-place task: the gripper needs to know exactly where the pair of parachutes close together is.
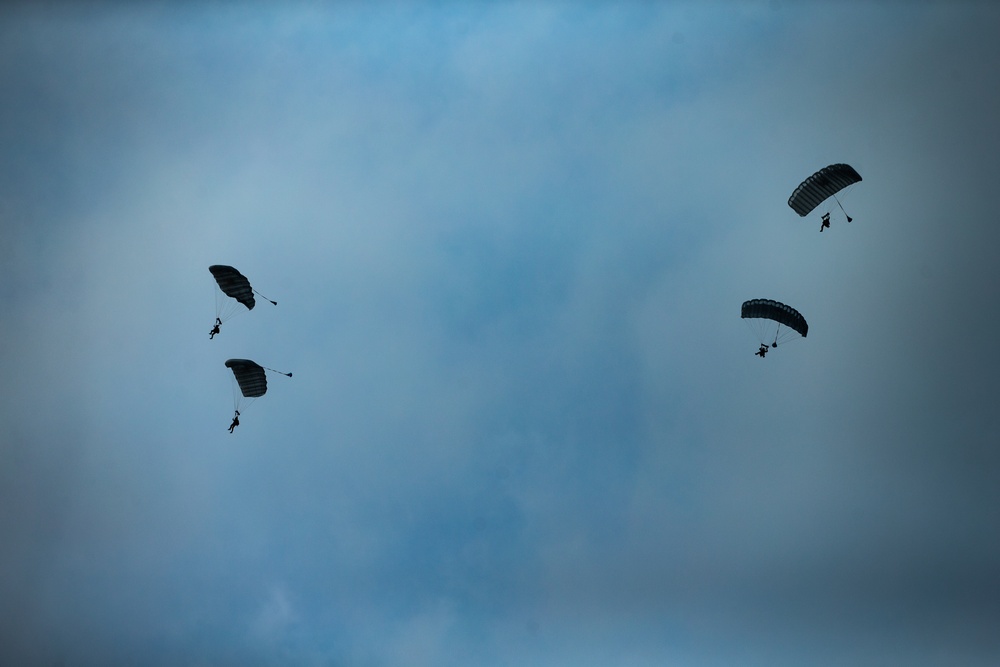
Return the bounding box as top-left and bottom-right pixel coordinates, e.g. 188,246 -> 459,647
741,164 -> 862,358
209,265 -> 291,433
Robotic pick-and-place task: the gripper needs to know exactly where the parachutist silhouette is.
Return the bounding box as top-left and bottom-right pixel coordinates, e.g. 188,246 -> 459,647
756,344 -> 768,358
820,212 -> 830,232
228,410 -> 240,433
209,318 -> 222,339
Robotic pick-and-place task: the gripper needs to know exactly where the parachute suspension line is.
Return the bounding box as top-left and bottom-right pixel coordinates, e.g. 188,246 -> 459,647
743,318 -> 757,345
215,287 -> 228,322
745,318 -> 763,346
833,193 -> 853,223
263,366 -> 293,378
744,318 -> 776,349
215,285 -> 246,323
773,324 -> 781,347
231,376 -> 257,413
253,288 -> 277,306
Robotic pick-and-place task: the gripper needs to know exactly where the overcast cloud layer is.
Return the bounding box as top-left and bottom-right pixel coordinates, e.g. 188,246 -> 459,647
2,3 -> 999,665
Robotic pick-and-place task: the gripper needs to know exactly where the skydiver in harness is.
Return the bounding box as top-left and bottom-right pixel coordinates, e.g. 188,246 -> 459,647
756,344 -> 769,358
209,317 -> 222,339
228,410 -> 240,433
819,212 -> 831,232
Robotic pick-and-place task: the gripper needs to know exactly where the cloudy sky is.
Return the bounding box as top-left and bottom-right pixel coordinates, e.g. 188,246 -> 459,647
2,2 -> 999,665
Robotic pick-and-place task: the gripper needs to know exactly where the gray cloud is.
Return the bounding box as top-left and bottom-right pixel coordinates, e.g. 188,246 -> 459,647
1,3 -> 998,665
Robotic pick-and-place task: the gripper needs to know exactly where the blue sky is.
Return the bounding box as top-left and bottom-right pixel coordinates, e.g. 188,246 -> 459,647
2,2 -> 999,665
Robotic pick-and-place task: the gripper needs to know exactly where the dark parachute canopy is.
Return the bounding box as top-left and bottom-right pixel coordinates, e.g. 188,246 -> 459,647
224,359 -> 291,416
226,359 -> 267,398
210,265 -> 256,312
741,299 -> 808,348
787,163 -> 862,218
741,299 -> 808,337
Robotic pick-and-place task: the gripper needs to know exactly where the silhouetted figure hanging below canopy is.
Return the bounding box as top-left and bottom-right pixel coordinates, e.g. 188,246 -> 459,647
820,212 -> 831,232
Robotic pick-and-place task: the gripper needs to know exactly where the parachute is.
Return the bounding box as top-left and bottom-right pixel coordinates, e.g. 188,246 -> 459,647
788,163 -> 861,222
226,359 -> 267,399
211,265 -> 256,310
741,299 -> 808,350
209,265 -> 278,336
210,264 -> 256,325
224,358 -> 291,416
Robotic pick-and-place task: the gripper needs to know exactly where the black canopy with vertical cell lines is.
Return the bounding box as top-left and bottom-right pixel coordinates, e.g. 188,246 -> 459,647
741,299 -> 808,338
787,164 -> 862,217
210,265 -> 256,311
225,359 -> 268,398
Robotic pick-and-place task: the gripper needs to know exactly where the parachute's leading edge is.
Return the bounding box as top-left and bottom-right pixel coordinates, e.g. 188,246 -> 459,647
226,359 -> 267,398
210,265 -> 256,311
788,164 -> 862,217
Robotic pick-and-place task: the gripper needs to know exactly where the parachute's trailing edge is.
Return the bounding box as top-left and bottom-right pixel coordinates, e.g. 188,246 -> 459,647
225,359 -> 267,398
742,298 -> 808,339
210,265 -> 256,311
788,164 -> 862,217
